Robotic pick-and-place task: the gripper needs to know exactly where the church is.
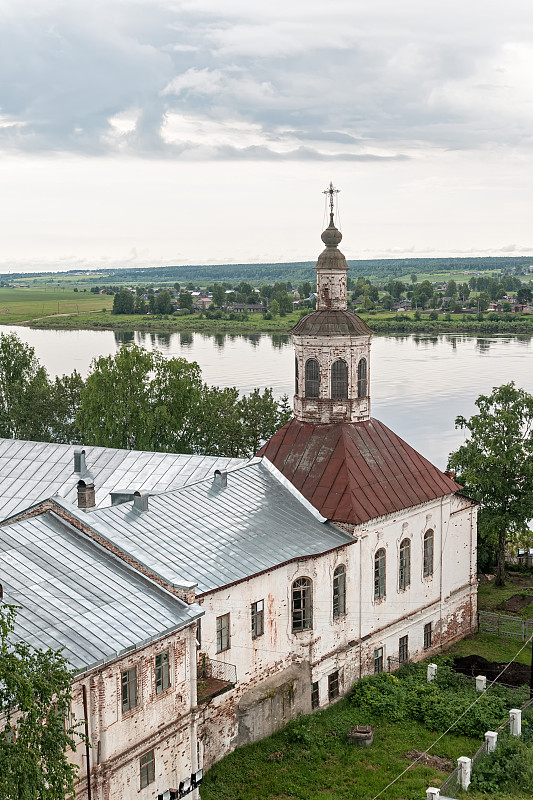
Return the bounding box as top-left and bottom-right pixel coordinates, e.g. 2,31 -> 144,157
0,195 -> 478,799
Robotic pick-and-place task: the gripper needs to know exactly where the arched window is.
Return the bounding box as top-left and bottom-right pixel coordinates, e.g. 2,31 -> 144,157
292,577 -> 312,631
295,357 -> 299,395
374,549 -> 386,599
399,539 -> 411,590
357,358 -> 367,398
331,359 -> 348,399
423,530 -> 434,577
333,565 -> 346,618
305,359 -> 320,398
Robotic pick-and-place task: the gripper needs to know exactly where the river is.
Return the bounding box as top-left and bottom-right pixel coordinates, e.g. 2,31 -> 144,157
3,326 -> 533,469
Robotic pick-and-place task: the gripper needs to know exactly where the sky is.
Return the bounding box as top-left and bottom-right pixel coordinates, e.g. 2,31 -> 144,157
1,0 -> 533,272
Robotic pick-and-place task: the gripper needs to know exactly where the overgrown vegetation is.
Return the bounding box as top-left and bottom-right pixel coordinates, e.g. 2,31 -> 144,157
202,660 -> 530,800
0,333 -> 291,457
470,728 -> 533,794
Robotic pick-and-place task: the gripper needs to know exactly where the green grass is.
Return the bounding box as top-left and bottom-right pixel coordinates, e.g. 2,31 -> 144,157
202,698 -> 480,800
0,287 -> 113,324
442,632 -> 532,666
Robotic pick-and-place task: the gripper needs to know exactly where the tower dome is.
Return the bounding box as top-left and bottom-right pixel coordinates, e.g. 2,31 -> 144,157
292,183 -> 372,424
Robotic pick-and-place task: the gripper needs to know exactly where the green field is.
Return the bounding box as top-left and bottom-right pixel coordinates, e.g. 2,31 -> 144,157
0,287 -> 114,324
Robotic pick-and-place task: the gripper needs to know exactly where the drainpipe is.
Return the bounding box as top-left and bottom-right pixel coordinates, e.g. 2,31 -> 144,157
189,626 -> 199,799
358,536 -> 363,679
82,684 -> 92,800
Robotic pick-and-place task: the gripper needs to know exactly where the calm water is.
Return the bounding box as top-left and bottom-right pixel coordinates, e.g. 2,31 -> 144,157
4,326 -> 533,469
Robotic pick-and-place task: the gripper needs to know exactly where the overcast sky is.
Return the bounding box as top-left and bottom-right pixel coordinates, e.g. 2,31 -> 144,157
1,0 -> 533,272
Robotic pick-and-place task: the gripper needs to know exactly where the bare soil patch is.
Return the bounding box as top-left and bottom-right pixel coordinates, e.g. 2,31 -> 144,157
501,593 -> 533,613
454,655 -> 530,687
405,750 -> 454,772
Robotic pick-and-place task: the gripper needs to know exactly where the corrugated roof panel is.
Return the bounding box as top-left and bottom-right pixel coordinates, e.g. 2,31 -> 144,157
0,513 -> 202,670
258,418 -> 462,525
0,439 -> 244,521
61,460 -> 355,595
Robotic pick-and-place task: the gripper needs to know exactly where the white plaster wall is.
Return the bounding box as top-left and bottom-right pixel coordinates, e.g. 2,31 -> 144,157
72,625 -> 198,800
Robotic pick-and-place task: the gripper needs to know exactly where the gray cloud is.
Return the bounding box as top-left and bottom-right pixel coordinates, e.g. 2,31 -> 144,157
1,1 -> 533,159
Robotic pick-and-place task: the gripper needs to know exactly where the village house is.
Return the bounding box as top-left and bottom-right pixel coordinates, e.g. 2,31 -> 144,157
0,197 -> 478,796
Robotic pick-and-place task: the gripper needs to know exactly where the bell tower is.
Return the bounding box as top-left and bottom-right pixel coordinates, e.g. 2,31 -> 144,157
292,183 -> 372,424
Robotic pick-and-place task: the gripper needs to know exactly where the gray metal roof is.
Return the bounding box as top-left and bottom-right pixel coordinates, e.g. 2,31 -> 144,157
0,511 -> 202,672
62,459 -> 355,595
0,438 -> 243,521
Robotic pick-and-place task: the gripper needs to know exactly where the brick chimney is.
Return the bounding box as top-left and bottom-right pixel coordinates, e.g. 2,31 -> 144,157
77,479 -> 96,510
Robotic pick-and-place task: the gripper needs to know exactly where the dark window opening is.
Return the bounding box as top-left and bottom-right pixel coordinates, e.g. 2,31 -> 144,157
295,357 -> 299,395
305,358 -> 320,398
121,666 -> 137,713
357,358 -> 367,398
374,548 -> 386,599
423,530 -> 434,577
374,647 -> 383,674
424,622 -> 432,650
251,600 -> 264,639
155,651 -> 170,694
331,359 -> 348,399
399,538 -> 411,590
328,670 -> 340,701
216,613 -> 230,652
292,577 -> 312,632
399,635 -> 409,664
140,750 -> 155,788
311,681 -> 319,709
333,565 -> 346,618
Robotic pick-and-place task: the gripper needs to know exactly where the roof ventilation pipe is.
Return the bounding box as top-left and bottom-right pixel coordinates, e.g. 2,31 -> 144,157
77,479 -> 96,510
74,449 -> 87,475
133,491 -> 149,512
213,469 -> 227,489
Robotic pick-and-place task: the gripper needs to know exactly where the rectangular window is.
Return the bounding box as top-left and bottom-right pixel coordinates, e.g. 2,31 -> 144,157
311,680 -> 320,709
424,622 -> 432,650
196,618 -> 201,649
374,549 -> 386,600
251,600 -> 264,639
121,666 -> 137,713
155,651 -> 170,694
328,670 -> 340,701
216,613 -> 230,652
374,647 -> 384,674
140,750 -> 155,789
399,635 -> 409,664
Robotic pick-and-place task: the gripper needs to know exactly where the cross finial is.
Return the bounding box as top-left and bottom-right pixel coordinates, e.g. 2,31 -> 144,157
323,181 -> 340,218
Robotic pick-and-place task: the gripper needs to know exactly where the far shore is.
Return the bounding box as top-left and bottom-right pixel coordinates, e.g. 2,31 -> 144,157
5,309 -> 533,337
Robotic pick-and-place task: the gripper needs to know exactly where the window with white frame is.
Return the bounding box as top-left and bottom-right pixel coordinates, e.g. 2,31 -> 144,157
292,577 -> 312,631
374,548 -> 386,599
333,565 -> 346,618
423,530 -> 434,577
216,613 -> 230,652
399,538 -> 411,590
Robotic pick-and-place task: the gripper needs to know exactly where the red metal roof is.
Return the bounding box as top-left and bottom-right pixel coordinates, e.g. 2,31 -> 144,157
257,418 -> 461,525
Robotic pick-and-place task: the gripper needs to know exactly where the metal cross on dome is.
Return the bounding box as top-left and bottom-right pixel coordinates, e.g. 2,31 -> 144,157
323,181 -> 340,214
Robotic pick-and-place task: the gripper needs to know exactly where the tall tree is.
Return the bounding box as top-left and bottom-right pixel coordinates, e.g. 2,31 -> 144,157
0,333 -> 52,441
447,383 -> 533,585
78,345 -> 202,452
0,603 -> 81,799
112,290 -> 134,315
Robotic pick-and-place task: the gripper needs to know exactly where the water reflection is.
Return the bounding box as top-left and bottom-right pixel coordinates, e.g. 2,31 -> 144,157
114,330 -> 135,346
3,326 -> 533,470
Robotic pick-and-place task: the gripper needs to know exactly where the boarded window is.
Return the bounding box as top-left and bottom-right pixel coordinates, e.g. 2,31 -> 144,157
331,359 -> 348,399
251,600 -> 264,639
333,565 -> 346,618
140,750 -> 155,788
374,647 -> 384,674
399,539 -> 411,590
423,530 -> 434,577
374,549 -> 386,599
121,666 -> 137,713
399,635 -> 409,664
328,670 -> 340,700
305,358 -> 320,398
216,613 -> 230,652
357,358 -> 367,398
155,651 -> 170,694
424,622 -> 432,650
292,577 -> 312,632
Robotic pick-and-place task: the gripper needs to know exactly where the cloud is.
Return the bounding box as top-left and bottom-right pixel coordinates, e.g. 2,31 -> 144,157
1,0 -> 533,159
